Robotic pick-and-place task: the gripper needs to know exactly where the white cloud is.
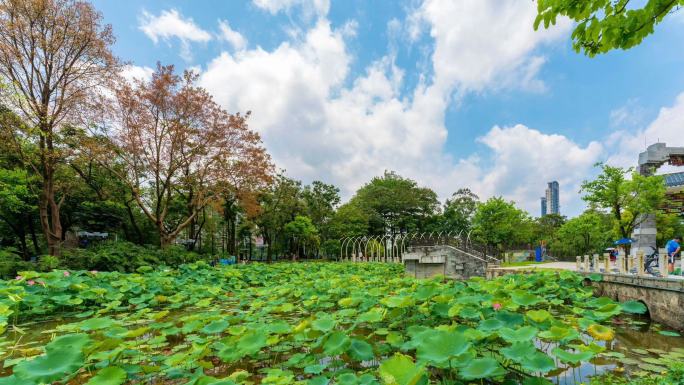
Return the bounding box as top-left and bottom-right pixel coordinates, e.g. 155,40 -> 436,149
218,20 -> 247,51
473,125 -> 603,215
607,92 -> 684,170
609,98 -> 647,129
139,9 -> 212,61
199,0 -> 581,216
410,0 -> 571,93
120,65 -> 155,83
252,0 -> 330,17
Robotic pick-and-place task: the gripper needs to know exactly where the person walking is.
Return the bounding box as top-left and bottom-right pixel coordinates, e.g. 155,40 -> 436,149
666,236 -> 681,274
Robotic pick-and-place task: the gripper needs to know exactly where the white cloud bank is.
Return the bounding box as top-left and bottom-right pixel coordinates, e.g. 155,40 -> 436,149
136,1 -> 682,217
139,9 -> 212,61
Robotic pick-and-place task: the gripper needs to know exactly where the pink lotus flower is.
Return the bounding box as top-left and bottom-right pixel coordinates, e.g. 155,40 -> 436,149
492,303 -> 502,311
27,280 -> 35,286
37,280 -> 46,287
63,271 -> 70,277
15,275 -> 22,280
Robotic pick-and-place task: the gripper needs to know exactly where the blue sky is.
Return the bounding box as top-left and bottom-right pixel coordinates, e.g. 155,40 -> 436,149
92,0 -> 684,216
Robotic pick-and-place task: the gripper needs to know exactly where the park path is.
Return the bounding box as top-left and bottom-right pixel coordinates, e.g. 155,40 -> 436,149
489,261 -> 684,280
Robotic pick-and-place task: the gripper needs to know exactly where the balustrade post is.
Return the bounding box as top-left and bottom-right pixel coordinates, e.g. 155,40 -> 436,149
576,256 -> 581,271
637,250 -> 645,276
583,255 -> 590,272
603,253 -> 610,273
659,252 -> 668,277
592,254 -> 598,272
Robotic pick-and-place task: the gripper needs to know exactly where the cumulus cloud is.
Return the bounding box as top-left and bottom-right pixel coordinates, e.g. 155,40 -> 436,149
120,65 -> 155,83
218,20 -> 247,51
252,0 -> 330,18
607,92 -> 684,171
197,0 -> 581,216
473,125 -> 603,215
409,0 -> 572,93
139,9 -> 212,61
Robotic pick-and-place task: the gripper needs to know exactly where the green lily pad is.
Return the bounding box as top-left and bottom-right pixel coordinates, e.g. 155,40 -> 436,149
459,357 -> 506,380
323,332 -> 350,356
520,351 -> 556,373
201,320 -> 229,334
620,300 -> 648,314
348,338 -> 374,361
526,309 -> 551,323
657,330 -> 681,337
415,329 -> 470,367
552,347 -> 594,364
85,366 -> 127,385
378,353 -> 427,385
498,326 -> 538,343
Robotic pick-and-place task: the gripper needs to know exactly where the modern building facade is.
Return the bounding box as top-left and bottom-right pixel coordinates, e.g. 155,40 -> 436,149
544,181 -> 559,215
540,197 -> 547,216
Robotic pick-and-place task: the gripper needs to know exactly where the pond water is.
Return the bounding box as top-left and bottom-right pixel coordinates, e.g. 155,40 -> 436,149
3,312 -> 683,384
546,315 -> 684,384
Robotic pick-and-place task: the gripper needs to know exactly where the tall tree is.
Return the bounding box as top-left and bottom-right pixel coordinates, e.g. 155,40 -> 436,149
551,210 -> 613,257
302,181 -> 340,239
350,171 -> 439,235
535,0 -> 684,56
104,64 -> 271,247
0,0 -> 118,255
442,188 -> 479,236
255,174 -> 304,261
471,197 -> 532,252
580,164 -> 665,240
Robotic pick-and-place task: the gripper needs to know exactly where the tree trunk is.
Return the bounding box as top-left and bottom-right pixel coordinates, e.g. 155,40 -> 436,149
124,199 -> 144,244
27,213 -> 41,256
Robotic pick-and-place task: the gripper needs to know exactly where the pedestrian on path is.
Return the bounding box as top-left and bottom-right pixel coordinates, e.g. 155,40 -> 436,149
666,236 -> 681,274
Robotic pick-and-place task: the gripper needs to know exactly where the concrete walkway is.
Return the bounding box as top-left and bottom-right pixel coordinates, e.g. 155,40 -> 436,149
489,261 -> 684,280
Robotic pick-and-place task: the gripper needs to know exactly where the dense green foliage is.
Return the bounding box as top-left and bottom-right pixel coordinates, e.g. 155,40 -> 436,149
535,0 -> 684,56
581,164 -> 666,240
2,263 -> 678,385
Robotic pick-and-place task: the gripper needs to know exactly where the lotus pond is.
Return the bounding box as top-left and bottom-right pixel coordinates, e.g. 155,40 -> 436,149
0,262 -> 683,385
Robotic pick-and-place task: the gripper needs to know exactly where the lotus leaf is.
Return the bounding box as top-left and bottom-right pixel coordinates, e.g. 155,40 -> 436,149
510,291 -> 543,307
620,300 -> 648,314
478,318 -> 505,332
13,348 -> 84,384
348,338 -> 374,361
538,325 -> 579,342
78,317 -> 116,331
415,329 -> 470,367
85,366 -> 127,385
657,330 -> 680,337
587,324 -> 615,341
323,331 -> 350,355
519,351 -> 556,373
459,357 -> 505,380
552,347 -> 595,364
378,353 -> 427,385
526,309 -> 551,323
381,296 -> 414,308
501,341 -> 537,362
201,320 -> 229,334
308,376 -> 330,385
498,326 -> 538,343
312,317 -> 337,332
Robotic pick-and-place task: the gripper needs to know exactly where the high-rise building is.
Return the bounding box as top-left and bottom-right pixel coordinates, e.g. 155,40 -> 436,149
540,197 -> 547,216
545,181 -> 560,215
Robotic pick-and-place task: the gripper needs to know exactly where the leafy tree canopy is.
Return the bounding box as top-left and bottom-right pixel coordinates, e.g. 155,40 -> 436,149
580,163 -> 665,239
535,0 -> 684,56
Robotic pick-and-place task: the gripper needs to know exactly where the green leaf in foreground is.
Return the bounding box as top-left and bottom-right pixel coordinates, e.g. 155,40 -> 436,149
85,366 -> 127,385
348,338 -> 375,361
13,348 -> 84,384
620,300 -> 648,314
459,357 -> 505,380
657,330 -> 681,337
415,329 -> 470,367
378,353 -> 427,385
552,347 -> 594,364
